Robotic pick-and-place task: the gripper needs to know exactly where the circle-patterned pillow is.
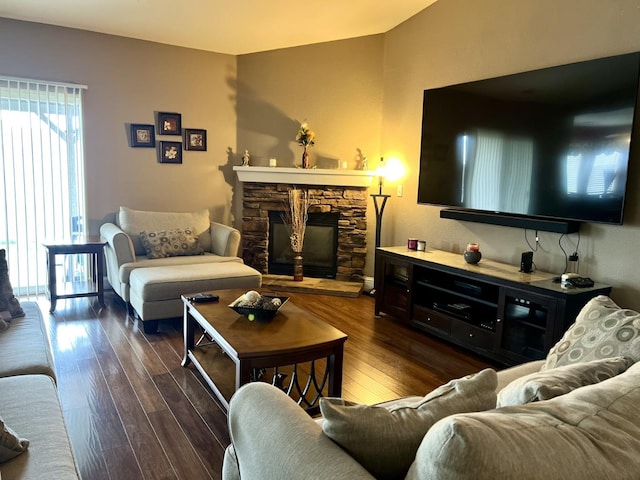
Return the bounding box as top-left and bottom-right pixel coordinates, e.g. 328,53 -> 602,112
139,227 -> 204,259
543,295 -> 640,370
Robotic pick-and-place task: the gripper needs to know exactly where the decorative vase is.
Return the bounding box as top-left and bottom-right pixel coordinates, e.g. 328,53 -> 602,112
463,250 -> 482,264
301,146 -> 310,169
293,251 -> 304,281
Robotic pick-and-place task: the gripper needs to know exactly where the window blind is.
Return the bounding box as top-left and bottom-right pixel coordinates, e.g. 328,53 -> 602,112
0,76 -> 87,295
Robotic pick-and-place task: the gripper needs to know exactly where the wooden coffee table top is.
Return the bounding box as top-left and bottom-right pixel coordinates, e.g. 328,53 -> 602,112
184,288 -> 347,359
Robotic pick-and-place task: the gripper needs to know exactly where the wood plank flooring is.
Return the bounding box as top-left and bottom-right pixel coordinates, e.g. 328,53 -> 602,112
37,290 -> 497,480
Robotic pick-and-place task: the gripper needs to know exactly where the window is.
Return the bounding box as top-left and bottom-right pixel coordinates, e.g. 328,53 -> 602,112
0,76 -> 87,295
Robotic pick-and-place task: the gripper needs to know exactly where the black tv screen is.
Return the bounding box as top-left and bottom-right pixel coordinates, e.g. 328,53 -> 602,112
417,52 -> 640,225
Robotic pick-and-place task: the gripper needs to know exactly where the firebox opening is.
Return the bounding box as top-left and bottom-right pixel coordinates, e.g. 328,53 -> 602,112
268,211 -> 339,279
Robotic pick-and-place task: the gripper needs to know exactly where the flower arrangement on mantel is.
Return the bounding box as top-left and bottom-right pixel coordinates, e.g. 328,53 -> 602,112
282,188 -> 309,280
296,122 -> 315,169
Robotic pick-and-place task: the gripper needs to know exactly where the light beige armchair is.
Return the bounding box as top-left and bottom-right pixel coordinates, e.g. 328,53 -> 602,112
100,207 -> 261,332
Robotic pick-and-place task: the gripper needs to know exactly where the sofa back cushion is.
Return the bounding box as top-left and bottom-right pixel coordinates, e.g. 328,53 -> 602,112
408,361 -> 640,480
117,207 -> 211,256
497,356 -> 634,407
320,368 -> 498,480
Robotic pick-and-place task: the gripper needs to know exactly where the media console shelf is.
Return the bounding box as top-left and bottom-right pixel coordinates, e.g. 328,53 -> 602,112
374,246 -> 612,366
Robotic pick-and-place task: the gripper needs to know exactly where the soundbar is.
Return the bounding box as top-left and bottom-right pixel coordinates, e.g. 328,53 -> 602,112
440,209 -> 580,234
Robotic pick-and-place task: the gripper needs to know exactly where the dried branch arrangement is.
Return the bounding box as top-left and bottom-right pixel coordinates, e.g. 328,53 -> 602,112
282,188 -> 309,253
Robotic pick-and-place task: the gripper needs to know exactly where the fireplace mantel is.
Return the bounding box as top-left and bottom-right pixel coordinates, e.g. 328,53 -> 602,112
233,166 -> 375,187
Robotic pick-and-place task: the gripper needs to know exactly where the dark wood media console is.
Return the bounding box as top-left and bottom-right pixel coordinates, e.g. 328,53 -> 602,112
374,246 -> 611,366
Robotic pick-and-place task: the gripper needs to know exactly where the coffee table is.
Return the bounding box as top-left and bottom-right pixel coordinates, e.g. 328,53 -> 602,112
181,289 -> 347,414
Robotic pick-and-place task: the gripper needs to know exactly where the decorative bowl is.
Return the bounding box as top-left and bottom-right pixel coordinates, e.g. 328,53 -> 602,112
229,295 -> 289,321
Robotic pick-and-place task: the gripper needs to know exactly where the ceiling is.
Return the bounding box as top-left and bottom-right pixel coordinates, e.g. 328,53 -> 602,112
0,0 -> 438,55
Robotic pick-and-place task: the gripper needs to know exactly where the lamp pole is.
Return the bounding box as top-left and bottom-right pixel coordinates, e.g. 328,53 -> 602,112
370,157 -> 390,295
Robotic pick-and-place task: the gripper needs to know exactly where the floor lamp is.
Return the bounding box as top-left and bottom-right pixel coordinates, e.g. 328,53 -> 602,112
370,158 -> 390,296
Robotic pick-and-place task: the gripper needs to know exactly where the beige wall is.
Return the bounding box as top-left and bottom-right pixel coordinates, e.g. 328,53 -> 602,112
3,0 -> 640,308
237,0 -> 640,308
235,36 -> 385,229
379,0 -> 640,308
0,18 -> 237,232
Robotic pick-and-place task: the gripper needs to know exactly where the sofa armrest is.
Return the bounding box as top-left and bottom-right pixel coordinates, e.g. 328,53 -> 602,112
210,222 -> 241,257
100,222 -> 136,298
226,382 -> 374,480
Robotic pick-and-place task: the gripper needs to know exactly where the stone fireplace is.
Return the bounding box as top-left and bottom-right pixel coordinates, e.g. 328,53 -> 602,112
235,166 -> 374,282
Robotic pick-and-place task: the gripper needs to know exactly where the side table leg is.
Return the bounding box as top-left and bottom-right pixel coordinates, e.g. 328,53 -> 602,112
182,302 -> 194,367
47,250 -> 58,313
96,250 -> 106,308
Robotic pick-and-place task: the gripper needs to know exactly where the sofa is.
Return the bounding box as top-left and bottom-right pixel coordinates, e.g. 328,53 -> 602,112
100,207 -> 262,333
0,301 -> 79,479
222,295 -> 640,479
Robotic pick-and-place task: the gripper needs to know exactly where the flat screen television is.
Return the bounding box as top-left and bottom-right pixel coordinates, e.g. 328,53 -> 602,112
417,52 -> 640,230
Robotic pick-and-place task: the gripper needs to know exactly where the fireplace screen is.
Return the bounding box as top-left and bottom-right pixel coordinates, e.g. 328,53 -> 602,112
268,211 -> 339,279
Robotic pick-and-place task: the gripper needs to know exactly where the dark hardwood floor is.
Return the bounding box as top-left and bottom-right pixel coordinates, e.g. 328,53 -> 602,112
35,290 -> 496,480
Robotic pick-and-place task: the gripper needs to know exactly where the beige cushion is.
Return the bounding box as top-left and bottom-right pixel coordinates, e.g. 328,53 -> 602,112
408,361 -> 640,480
117,206 -> 211,256
139,227 -> 204,259
0,374 -> 79,479
320,368 -> 498,480
497,356 -> 633,407
0,301 -> 56,380
0,416 -> 29,463
544,295 -> 640,369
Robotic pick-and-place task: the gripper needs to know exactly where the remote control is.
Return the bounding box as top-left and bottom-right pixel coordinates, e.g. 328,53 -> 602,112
188,293 -> 220,303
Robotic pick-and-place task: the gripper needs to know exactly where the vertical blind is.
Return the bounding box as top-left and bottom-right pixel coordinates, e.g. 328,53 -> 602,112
0,76 -> 87,295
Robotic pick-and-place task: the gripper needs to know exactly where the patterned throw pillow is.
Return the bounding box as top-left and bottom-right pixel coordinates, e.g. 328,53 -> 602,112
139,227 -> 204,259
320,368 -> 498,480
0,249 -> 24,320
0,416 -> 29,463
544,295 -> 640,370
497,356 -> 633,407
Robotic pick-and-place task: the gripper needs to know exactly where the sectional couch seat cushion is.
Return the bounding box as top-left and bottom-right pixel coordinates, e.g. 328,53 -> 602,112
408,360 -> 640,480
0,301 -> 55,380
0,374 -> 79,479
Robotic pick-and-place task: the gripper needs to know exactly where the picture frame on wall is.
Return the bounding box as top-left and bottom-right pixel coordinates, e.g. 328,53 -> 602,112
159,141 -> 182,164
157,112 -> 182,135
130,123 -> 155,147
184,128 -> 207,151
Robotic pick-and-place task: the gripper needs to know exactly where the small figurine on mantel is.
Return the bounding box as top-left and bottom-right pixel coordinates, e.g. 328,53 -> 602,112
355,149 -> 368,170
241,149 -> 250,166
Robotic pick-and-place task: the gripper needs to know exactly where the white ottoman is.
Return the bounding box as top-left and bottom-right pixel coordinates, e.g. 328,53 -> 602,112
129,262 -> 262,333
